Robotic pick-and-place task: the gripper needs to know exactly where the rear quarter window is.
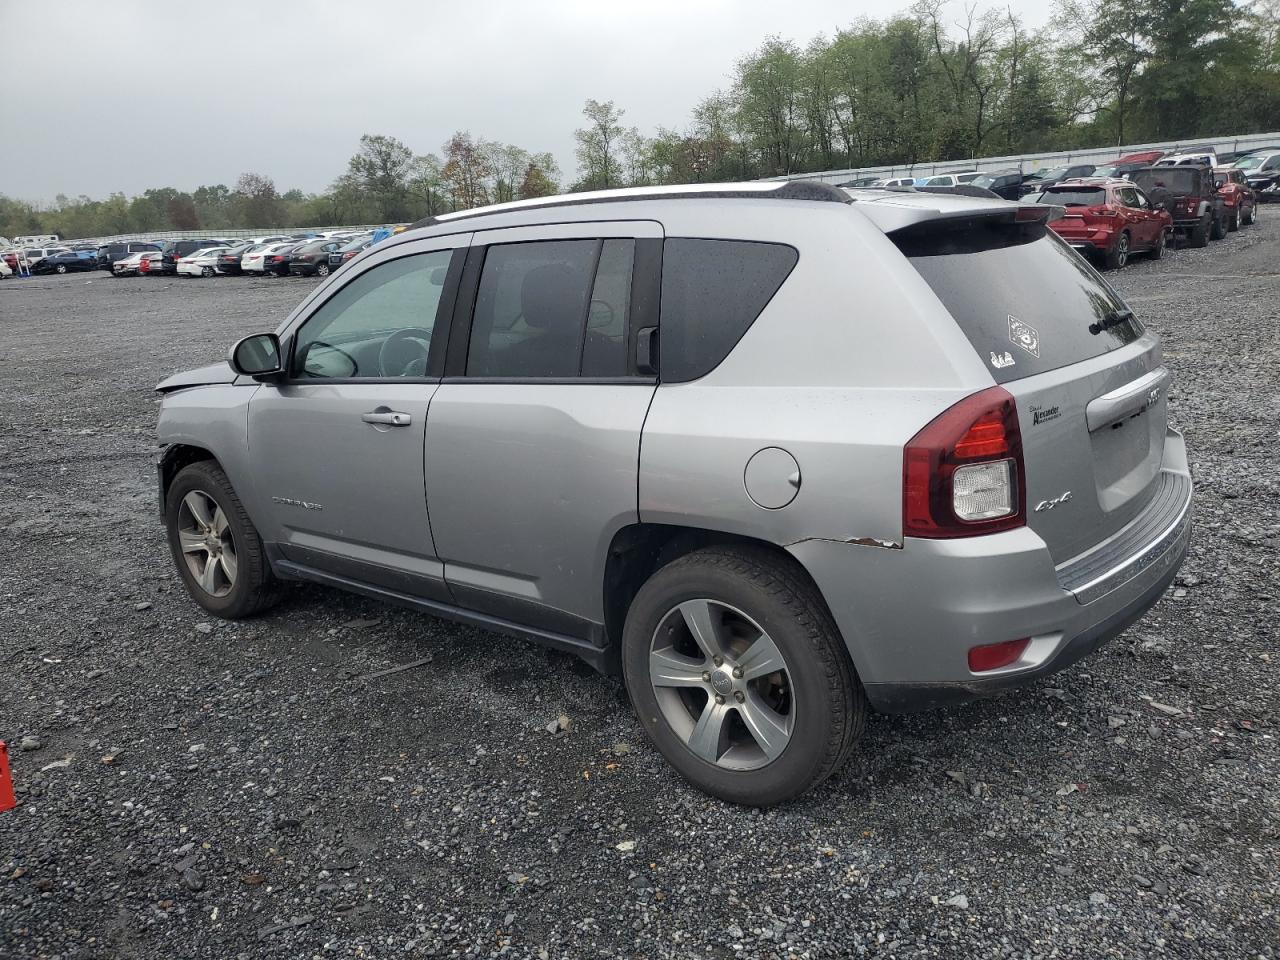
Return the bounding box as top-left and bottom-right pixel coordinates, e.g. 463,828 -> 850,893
894,219 -> 1143,383
659,238 -> 797,382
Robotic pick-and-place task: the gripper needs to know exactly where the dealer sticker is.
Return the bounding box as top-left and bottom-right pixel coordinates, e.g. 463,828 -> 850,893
1009,315 -> 1040,358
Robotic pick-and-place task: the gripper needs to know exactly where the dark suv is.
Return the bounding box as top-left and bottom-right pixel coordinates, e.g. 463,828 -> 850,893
158,239 -> 231,276
96,241 -> 160,273
1129,167 -> 1227,247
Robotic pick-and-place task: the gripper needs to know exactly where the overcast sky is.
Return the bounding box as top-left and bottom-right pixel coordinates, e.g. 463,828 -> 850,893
0,0 -> 1053,203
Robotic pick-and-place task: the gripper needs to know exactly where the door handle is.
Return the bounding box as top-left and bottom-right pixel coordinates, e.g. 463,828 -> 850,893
362,411 -> 412,427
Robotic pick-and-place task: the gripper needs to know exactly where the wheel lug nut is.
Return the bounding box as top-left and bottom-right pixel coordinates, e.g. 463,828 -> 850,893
701,671 -> 711,682
714,694 -> 726,705
734,691 -> 745,703
713,656 -> 723,667
732,666 -> 743,679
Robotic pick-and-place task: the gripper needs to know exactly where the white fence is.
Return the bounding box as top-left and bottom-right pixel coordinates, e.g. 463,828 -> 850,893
766,130 -> 1280,184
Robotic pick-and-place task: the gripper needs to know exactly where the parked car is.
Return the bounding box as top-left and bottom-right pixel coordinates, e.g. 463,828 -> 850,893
0,257 -> 12,278
264,243 -> 305,277
1018,164 -> 1096,196
916,171 -> 981,188
286,239 -> 345,277
32,249 -> 98,274
970,170 -> 1024,201
328,235 -> 375,272
176,247 -> 231,277
1155,150 -> 1218,167
12,247 -> 70,270
96,241 -> 161,272
1213,168 -> 1257,229
157,239 -> 230,275
113,250 -> 157,277
871,176 -> 918,187
214,242 -> 257,276
1232,151 -> 1280,201
155,180 -> 1191,806
240,242 -> 295,274
1026,178 -> 1172,268
137,251 -> 165,276
1128,166 -> 1228,247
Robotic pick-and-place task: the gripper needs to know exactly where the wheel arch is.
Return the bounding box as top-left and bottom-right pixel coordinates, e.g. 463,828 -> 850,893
601,523 -> 856,677
158,443 -> 218,516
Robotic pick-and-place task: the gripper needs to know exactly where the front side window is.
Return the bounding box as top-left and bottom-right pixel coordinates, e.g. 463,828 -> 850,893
466,239 -> 634,378
292,250 -> 453,379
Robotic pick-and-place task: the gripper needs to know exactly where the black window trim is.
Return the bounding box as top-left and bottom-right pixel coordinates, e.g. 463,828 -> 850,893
278,246 -> 466,386
442,234 -> 660,384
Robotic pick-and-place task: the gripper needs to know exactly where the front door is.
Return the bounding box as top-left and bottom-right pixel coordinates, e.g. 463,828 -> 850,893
424,221 -> 662,637
247,234 -> 469,601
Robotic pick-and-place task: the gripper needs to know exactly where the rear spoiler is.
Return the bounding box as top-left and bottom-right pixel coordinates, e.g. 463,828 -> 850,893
843,185 -> 1064,233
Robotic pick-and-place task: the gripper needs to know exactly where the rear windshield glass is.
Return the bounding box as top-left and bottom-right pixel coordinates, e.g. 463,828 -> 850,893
1042,188 -> 1106,207
1131,169 -> 1199,195
894,219 -> 1143,383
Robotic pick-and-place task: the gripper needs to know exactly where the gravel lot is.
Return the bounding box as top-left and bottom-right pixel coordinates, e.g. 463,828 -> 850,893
2,220 -> 1278,960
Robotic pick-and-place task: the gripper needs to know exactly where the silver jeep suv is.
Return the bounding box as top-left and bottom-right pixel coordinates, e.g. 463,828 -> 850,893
156,181 -> 1192,805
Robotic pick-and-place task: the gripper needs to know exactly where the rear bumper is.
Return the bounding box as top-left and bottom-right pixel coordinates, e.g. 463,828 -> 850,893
792,428 -> 1192,713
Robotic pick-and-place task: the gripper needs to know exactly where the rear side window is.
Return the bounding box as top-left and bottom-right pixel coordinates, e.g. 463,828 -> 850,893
659,238 -> 798,383
895,219 -> 1143,383
467,239 -> 633,379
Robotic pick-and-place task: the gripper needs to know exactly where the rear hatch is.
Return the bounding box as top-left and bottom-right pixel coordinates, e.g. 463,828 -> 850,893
891,212 -> 1167,563
1036,186 -> 1109,241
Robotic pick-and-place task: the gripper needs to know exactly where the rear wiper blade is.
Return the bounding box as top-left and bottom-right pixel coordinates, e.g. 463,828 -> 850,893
1090,307 -> 1135,335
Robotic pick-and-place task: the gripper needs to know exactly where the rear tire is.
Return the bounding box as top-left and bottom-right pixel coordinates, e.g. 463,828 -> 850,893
622,546 -> 864,806
1228,208 -> 1240,232
56,264 -> 68,274
1104,231 -> 1130,270
1210,211 -> 1226,241
165,461 -> 279,620
1244,203 -> 1256,226
1149,229 -> 1166,260
1190,215 -> 1210,248
316,263 -> 330,278
201,266 -> 213,277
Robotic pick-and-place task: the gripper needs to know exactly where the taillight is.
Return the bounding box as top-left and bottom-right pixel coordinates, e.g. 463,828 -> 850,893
903,386 -> 1025,538
1090,205 -> 1117,217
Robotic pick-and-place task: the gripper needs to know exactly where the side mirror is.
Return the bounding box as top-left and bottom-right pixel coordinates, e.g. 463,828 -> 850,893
229,333 -> 283,378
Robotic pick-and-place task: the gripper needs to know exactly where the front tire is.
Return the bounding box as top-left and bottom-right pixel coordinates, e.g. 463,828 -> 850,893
1149,228 -> 1167,260
1228,207 -> 1240,232
56,264 -> 68,274
622,546 -> 864,806
1210,211 -> 1227,240
165,460 -> 278,619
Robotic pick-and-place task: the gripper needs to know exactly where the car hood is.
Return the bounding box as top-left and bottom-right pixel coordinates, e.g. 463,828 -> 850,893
155,361 -> 239,393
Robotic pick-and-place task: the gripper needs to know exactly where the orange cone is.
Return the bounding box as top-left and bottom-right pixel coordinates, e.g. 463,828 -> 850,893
0,742 -> 15,812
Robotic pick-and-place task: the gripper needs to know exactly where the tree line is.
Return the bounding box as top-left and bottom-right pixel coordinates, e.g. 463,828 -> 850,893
4,0 -> 1278,240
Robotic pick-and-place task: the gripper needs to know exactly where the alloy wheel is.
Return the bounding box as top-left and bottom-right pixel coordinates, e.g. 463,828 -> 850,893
648,599 -> 794,771
1115,233 -> 1128,267
176,490 -> 238,597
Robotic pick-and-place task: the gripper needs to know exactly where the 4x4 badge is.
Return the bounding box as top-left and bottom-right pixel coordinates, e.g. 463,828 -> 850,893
1009,315 -> 1040,358
990,351 -> 1016,369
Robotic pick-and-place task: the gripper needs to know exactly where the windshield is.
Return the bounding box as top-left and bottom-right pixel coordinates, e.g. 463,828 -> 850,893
1233,155 -> 1266,170
1042,187 -> 1107,207
1093,165 -> 1121,178
1026,166 -> 1068,182
894,219 -> 1142,384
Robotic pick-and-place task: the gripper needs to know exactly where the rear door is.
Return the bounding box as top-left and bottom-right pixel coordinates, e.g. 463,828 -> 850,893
894,216 -> 1168,563
424,221 -> 661,636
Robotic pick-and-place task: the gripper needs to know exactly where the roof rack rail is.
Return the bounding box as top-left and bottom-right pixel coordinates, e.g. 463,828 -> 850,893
408,179 -> 850,231
848,184 -> 1002,200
